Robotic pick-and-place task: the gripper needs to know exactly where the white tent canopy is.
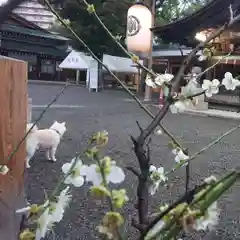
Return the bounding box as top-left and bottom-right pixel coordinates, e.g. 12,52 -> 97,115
102,54 -> 143,73
59,50 -> 99,90
79,52 -> 98,69
59,50 -> 89,70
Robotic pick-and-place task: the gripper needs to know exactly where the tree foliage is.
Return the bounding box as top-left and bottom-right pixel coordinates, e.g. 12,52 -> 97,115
58,0 -> 134,56
55,0 -> 211,54
156,0 -> 211,25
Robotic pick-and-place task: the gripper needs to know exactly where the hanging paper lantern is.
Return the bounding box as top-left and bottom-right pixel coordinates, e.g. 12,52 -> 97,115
126,3 -> 152,53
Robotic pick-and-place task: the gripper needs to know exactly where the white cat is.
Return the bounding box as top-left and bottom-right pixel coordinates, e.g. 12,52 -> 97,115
26,121 -> 66,168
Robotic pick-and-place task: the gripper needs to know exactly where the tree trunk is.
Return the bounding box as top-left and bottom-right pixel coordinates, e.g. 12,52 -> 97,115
0,56 -> 27,239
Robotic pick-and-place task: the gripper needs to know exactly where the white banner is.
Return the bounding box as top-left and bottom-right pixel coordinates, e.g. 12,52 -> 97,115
89,68 -> 98,90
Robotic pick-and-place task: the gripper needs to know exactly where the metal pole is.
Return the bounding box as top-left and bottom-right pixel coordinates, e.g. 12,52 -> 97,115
143,0 -> 155,101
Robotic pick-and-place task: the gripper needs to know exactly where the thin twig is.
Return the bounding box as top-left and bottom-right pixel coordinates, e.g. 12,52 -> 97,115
145,170 -> 238,239
176,52 -> 233,101
142,183 -> 205,239
133,7 -> 240,233
170,9 -> 240,95
136,121 -> 144,133
81,0 -> 157,78
94,154 -> 124,240
197,51 -> 232,79
136,10 -> 240,149
6,84 -> 68,164
45,2 -> 240,237
176,44 -> 191,195
44,0 -> 184,150
138,102 -> 171,145
49,143 -> 91,199
190,123 -> 240,161
185,159 -> 190,193
167,123 -> 240,176
19,142 -> 94,235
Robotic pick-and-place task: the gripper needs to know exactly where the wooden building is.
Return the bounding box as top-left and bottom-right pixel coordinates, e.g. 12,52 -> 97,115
152,0 -> 240,110
0,13 -> 69,81
152,46 -> 199,75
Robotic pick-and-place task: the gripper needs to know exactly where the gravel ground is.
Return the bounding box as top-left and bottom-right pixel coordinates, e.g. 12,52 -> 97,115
26,85 -> 240,240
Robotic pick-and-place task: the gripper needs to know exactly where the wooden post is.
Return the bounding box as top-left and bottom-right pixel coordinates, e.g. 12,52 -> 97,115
28,97 -> 32,123
0,56 -> 27,239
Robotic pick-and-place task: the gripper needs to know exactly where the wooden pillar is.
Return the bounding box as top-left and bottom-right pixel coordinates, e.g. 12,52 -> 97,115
36,56 -> 41,80
0,56 -> 27,239
76,69 -> 80,84
143,0 -> 155,101
134,73 -> 139,92
28,97 -> 32,123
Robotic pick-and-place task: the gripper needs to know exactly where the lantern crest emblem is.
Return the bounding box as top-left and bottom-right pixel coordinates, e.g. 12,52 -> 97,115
127,15 -> 141,36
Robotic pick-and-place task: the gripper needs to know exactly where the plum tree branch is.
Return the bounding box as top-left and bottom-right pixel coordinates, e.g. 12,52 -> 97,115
133,6 -> 240,237
44,0 -> 184,149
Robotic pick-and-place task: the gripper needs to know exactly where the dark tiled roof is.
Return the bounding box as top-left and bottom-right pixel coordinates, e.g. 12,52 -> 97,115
9,12 -> 50,33
0,23 -> 69,41
1,40 -> 67,57
152,0 -> 240,45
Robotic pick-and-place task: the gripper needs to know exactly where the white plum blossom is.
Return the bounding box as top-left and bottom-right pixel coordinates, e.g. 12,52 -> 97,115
149,165 -> 167,195
16,206 -> 31,214
145,75 -> 157,88
156,128 -> 162,135
198,54 -> 208,62
0,165 -> 9,175
193,202 -> 219,231
149,184 -> 160,196
170,100 -> 191,114
181,77 -> 200,97
17,189 -> 72,239
145,73 -> 174,88
35,208 -> 53,240
149,165 -> 166,182
204,175 -> 217,184
155,73 -> 174,86
163,73 -> 174,82
61,158 -> 88,187
50,186 -> 72,223
173,149 -> 189,166
84,161 -> 125,186
201,79 -> 220,97
222,72 -> 240,90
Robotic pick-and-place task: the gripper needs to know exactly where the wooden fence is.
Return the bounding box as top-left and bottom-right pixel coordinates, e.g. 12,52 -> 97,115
0,56 -> 27,239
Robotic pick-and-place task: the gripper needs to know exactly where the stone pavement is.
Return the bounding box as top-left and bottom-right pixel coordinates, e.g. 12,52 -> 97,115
184,108 -> 240,120
26,84 -> 240,239
151,103 -> 240,120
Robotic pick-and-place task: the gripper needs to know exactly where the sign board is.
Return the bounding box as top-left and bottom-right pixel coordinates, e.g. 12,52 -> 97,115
88,60 -> 99,91
86,69 -> 90,88
59,50 -> 88,70
89,68 -> 98,91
